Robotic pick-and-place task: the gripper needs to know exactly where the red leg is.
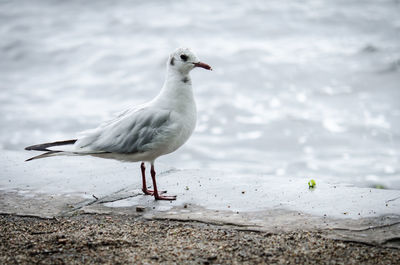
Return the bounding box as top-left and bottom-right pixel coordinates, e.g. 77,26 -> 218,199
150,164 -> 176,200
141,162 -> 153,195
141,162 -> 166,196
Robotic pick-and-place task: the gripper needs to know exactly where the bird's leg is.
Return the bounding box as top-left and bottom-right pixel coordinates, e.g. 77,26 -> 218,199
150,164 -> 176,200
141,162 -> 153,195
141,162 -> 166,196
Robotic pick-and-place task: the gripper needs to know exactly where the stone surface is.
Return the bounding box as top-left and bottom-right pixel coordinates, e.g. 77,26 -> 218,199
1,150 -> 400,248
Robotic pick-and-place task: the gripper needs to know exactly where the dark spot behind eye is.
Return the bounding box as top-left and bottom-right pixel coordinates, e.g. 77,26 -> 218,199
180,54 -> 188,61
170,57 -> 175,65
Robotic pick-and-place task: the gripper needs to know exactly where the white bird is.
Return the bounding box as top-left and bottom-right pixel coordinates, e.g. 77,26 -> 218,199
25,47 -> 212,200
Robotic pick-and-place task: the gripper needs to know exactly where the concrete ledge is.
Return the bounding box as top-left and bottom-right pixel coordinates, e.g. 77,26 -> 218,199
1,150 -> 400,248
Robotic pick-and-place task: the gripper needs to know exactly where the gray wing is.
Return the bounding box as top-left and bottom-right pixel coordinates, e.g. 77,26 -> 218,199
75,107 -> 173,154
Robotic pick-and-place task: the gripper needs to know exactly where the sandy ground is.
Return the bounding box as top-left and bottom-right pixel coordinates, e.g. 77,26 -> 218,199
1,214 -> 399,265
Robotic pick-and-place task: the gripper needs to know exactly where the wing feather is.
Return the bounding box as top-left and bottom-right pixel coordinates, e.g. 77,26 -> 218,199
75,107 -> 174,154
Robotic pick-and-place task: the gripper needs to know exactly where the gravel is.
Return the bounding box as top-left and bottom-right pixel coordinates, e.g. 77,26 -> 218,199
1,214 -> 399,264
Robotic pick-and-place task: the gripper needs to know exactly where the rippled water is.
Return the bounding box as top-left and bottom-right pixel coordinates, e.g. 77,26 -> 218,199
1,0 -> 399,188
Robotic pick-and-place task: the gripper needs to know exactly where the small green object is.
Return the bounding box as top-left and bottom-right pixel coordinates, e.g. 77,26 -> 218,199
308,179 -> 316,188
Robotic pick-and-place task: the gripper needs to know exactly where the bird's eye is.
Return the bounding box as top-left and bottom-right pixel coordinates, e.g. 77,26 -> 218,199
180,54 -> 188,61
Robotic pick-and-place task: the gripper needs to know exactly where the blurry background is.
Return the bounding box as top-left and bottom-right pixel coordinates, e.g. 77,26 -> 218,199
1,0 -> 399,189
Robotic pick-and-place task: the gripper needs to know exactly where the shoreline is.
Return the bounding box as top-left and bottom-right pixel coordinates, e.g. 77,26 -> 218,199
1,214 -> 399,264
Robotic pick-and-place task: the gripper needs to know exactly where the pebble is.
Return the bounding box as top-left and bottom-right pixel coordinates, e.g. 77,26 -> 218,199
136,206 -> 145,212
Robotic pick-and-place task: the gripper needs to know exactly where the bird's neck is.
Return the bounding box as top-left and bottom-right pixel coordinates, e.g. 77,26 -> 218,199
156,69 -> 195,108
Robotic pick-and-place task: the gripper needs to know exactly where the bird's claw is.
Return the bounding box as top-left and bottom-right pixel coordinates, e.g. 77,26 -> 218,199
142,189 -> 167,196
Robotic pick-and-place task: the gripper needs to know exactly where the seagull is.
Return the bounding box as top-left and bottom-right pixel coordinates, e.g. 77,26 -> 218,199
25,47 -> 212,200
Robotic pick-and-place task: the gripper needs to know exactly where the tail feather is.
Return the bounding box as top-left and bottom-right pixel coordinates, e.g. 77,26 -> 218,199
25,151 -> 63,161
25,139 -> 77,152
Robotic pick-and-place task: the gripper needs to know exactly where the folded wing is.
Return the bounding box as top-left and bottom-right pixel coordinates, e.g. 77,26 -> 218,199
75,107 -> 174,154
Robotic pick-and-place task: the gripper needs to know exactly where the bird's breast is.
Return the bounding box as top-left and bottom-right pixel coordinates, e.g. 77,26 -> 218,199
163,101 -> 196,154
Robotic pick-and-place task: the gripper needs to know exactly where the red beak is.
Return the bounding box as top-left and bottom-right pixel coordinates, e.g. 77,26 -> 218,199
193,62 -> 212,70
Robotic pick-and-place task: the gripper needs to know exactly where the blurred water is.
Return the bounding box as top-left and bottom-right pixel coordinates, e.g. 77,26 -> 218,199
1,0 -> 399,188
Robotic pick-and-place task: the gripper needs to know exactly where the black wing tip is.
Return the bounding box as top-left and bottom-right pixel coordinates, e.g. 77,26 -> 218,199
25,145 -> 38,151
25,150 -> 62,162
24,139 -> 78,152
24,145 -> 50,152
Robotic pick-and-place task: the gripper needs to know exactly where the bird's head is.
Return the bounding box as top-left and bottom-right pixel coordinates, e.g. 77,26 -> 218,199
167,47 -> 212,75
